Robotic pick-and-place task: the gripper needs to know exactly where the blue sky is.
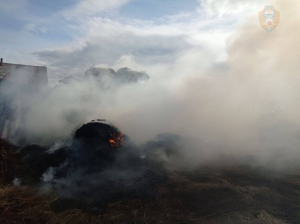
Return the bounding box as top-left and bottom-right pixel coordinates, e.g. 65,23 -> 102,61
0,0 -> 199,41
0,0 -> 270,84
120,0 -> 198,20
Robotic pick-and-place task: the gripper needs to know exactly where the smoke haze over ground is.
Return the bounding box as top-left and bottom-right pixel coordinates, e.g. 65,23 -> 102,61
1,0 -> 300,170
3,2 -> 300,223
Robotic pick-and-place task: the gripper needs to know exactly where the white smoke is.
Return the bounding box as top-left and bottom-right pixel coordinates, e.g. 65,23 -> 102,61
1,0 -> 300,169
13,178 -> 22,186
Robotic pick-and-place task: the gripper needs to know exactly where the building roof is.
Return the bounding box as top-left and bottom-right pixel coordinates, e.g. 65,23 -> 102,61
0,62 -> 48,85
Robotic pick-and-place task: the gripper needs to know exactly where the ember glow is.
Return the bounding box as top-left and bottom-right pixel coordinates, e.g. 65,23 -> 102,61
109,133 -> 124,147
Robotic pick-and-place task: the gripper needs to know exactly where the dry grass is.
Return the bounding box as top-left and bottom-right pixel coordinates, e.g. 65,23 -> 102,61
1,139 -> 300,223
1,166 -> 300,224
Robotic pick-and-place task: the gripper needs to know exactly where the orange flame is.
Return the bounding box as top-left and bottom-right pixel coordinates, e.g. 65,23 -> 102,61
109,133 -> 124,147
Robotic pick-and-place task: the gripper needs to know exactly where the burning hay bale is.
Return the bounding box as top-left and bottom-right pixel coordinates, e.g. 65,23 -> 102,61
4,119 -> 166,211
69,119 -> 134,170
73,120 -> 124,153
51,120 -> 165,204
12,119 -> 129,186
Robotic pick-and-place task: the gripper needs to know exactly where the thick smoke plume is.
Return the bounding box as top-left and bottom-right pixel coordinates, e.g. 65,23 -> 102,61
1,0 -> 300,172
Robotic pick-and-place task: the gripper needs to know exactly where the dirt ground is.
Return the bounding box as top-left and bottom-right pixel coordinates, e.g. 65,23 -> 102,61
1,165 -> 300,224
1,139 -> 300,224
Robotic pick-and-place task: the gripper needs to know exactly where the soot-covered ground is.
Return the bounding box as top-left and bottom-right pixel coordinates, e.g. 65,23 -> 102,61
1,159 -> 300,224
1,120 -> 300,224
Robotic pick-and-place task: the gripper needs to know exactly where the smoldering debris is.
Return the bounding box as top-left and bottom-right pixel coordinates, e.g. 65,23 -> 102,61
11,120 -> 167,209
2,31 -> 300,213
19,144 -> 68,185
0,67 -> 170,210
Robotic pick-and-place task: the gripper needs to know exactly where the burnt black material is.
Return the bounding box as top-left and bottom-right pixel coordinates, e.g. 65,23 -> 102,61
8,120 -> 167,212
19,144 -> 67,184
72,122 -> 121,163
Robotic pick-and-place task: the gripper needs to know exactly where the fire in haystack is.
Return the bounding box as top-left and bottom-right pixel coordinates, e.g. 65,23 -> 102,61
109,133 -> 124,147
